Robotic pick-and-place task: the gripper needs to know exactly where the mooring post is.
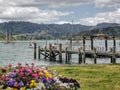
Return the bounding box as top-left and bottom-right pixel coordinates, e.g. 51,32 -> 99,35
111,48 -> 116,64
49,44 -> 52,61
83,36 -> 86,64
78,48 -> 82,64
68,52 -> 71,63
93,48 -> 97,64
113,36 -> 116,52
65,47 -> 68,63
105,36 -> 108,51
38,46 -> 41,60
45,46 -> 47,60
34,43 -> 37,59
90,36 -> 94,50
59,44 -> 62,63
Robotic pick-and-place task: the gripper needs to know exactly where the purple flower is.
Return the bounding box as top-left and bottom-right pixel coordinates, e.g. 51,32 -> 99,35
19,81 -> 24,87
7,79 -> 16,87
42,77 -> 47,83
9,73 -> 16,78
48,78 -> 56,83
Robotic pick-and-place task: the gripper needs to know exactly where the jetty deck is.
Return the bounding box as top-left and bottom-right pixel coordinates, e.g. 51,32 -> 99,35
33,35 -> 119,64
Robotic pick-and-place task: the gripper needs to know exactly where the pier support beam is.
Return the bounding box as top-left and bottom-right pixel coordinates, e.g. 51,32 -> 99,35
113,36 -> 116,52
90,36 -> 94,50
49,44 -> 52,61
59,44 -> 62,63
38,46 -> 41,60
44,46 -> 47,60
93,48 -> 97,64
83,36 -> 86,64
65,48 -> 68,63
78,48 -> 82,64
34,43 -> 37,59
105,37 -> 108,51
111,48 -> 116,64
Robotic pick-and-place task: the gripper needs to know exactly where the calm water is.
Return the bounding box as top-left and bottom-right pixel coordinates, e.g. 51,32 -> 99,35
0,40 -> 120,66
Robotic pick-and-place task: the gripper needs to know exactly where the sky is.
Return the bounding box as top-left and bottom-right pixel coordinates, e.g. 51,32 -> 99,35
0,0 -> 120,25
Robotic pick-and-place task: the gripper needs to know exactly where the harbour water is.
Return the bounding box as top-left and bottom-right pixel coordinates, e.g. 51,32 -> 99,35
0,40 -> 120,66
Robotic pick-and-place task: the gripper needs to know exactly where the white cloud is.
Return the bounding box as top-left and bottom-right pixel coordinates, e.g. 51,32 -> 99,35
0,6 -> 73,23
79,8 -> 120,25
0,0 -> 120,24
0,0 -> 119,8
0,0 -> 92,8
94,0 -> 120,8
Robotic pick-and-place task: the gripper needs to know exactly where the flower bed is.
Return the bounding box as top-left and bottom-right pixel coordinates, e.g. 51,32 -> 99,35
0,63 -> 80,90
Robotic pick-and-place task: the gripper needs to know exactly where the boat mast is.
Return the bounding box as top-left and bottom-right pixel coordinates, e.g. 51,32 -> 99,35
70,20 -> 73,49
6,29 -> 9,43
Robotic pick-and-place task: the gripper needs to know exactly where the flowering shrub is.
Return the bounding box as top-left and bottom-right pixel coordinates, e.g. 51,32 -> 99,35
0,63 -> 80,90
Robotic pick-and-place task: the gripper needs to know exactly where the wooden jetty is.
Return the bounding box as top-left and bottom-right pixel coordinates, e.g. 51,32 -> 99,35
33,35 -> 120,64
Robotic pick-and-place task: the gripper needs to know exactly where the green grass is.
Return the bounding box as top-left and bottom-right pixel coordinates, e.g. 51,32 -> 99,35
50,64 -> 120,90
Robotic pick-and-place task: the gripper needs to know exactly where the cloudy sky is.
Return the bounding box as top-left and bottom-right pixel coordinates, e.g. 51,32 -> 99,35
0,0 -> 120,25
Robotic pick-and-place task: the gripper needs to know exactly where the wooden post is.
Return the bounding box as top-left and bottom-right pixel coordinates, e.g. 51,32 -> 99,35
78,48 -> 82,64
38,46 -> 41,60
90,36 -> 94,50
113,36 -> 116,52
93,48 -> 97,64
68,52 -> 71,63
34,43 -> 37,59
105,36 -> 108,51
59,44 -> 62,63
111,48 -> 116,64
49,44 -> 52,61
65,48 -> 68,63
83,36 -> 86,64
45,46 -> 47,60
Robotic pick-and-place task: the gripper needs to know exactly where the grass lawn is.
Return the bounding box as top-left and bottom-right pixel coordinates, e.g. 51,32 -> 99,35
50,64 -> 120,90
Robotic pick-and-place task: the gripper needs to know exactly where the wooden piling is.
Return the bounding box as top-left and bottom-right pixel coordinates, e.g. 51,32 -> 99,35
90,36 -> 94,50
44,46 -> 47,60
38,46 -> 41,60
78,48 -> 82,64
111,48 -> 116,64
113,36 -> 116,52
83,36 -> 86,64
34,43 -> 37,59
59,44 -> 62,63
49,44 -> 52,61
65,48 -> 68,63
68,53 -> 71,63
93,48 -> 97,64
105,37 -> 108,51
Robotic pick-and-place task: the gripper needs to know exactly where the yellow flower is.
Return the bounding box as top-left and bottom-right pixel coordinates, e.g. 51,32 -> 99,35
30,80 -> 38,88
39,71 -> 44,76
5,87 -> 9,90
21,87 -> 26,90
45,71 -> 52,79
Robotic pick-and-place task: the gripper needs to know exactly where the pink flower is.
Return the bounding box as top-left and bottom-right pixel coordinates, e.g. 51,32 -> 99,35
19,71 -> 24,76
5,77 -> 10,81
8,64 -> 12,68
14,82 -> 19,88
32,74 -> 38,80
25,63 -> 29,67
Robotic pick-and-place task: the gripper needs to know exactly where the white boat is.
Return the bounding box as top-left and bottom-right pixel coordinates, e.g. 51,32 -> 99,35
29,43 -> 34,48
